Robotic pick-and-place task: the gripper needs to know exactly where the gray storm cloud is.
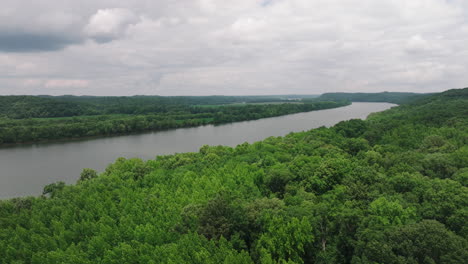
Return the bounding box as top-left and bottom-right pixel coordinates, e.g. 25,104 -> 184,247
0,0 -> 467,95
0,32 -> 82,52
0,7 -> 138,52
0,8 -> 85,52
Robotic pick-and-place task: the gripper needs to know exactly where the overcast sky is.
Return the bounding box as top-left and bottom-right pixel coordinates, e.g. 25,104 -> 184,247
1,0 -> 467,95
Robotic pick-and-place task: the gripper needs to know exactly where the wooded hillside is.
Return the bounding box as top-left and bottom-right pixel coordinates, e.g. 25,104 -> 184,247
0,88 -> 466,263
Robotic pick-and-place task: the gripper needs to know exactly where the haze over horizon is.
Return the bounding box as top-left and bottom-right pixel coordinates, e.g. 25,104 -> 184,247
1,0 -> 468,96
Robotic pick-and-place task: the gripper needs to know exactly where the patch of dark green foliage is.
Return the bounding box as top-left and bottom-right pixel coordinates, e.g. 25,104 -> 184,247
317,91 -> 431,104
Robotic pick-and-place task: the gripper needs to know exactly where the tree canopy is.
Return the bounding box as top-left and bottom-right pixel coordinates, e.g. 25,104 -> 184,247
0,88 -> 466,263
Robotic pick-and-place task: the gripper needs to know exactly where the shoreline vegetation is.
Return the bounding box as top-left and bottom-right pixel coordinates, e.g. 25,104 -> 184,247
0,92 -> 428,146
0,100 -> 350,145
0,88 -> 466,263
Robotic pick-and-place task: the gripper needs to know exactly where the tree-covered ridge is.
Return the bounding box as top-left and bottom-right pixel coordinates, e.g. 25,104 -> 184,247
0,88 -> 467,263
317,91 -> 431,104
0,101 -> 348,144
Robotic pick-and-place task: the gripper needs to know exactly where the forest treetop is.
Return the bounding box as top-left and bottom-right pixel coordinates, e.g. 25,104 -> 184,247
0,87 -> 466,263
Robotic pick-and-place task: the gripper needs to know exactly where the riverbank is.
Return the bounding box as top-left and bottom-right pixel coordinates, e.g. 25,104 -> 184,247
0,101 -> 349,147
0,102 -> 393,198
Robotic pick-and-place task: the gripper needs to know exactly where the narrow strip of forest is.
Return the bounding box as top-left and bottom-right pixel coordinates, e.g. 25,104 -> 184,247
0,97 -> 349,145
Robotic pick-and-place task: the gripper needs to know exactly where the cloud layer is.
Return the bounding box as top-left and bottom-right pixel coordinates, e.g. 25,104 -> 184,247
1,0 -> 467,95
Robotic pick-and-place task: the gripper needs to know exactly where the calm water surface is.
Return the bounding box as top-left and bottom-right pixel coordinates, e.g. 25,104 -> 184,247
0,102 -> 395,198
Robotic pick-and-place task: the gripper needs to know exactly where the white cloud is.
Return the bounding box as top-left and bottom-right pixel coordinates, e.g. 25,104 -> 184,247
406,35 -> 442,54
85,8 -> 140,43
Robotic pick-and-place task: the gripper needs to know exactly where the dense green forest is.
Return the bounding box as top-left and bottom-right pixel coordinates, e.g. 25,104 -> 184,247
317,92 -> 431,104
0,88 -> 466,263
0,100 -> 348,144
0,95 -> 299,119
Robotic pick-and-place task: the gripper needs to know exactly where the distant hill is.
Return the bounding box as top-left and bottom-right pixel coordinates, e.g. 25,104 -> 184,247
317,91 -> 432,104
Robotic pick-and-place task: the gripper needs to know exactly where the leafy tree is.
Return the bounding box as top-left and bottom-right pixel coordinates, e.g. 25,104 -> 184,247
353,220 -> 468,264
42,182 -> 66,197
255,217 -> 313,264
367,197 -> 416,227
79,168 -> 98,182
196,193 -> 248,242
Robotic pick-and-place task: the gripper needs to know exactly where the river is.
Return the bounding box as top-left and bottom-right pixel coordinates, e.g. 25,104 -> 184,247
0,102 -> 395,198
